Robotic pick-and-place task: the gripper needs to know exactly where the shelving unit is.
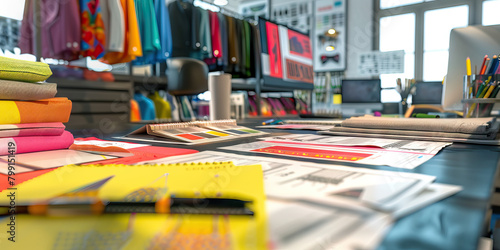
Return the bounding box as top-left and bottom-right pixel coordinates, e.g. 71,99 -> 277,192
51,77 -> 133,129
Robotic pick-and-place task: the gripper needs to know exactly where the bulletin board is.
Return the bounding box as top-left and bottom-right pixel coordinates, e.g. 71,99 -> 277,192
313,0 -> 346,72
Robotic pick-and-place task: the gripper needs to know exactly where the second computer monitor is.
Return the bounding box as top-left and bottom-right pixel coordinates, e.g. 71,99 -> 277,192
341,79 -> 381,103
411,81 -> 443,105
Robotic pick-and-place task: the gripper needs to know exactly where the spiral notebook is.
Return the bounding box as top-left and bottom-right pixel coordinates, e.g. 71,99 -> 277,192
120,120 -> 267,145
0,162 -> 267,249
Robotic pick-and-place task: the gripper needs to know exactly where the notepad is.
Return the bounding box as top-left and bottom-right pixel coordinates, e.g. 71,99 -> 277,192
0,162 -> 267,249
121,120 -> 267,145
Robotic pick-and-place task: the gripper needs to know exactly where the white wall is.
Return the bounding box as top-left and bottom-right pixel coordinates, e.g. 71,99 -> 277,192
345,0 -> 374,78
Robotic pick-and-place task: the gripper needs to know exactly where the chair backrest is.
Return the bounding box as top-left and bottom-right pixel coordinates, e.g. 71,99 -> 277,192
166,57 -> 209,96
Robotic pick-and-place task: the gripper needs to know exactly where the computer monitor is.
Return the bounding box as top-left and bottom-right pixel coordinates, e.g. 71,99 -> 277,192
341,79 -> 381,103
443,24 -> 500,110
258,18 -> 314,90
412,81 -> 442,105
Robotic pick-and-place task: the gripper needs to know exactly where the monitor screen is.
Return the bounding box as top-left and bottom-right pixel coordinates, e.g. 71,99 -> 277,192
258,18 -> 314,90
443,24 -> 500,110
341,79 -> 381,103
412,81 -> 443,105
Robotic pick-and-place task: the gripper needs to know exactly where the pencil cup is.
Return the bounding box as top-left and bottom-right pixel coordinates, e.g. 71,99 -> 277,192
209,73 -> 232,120
462,74 -> 500,118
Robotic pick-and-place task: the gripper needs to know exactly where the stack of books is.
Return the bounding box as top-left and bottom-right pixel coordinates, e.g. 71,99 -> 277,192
0,56 -> 73,155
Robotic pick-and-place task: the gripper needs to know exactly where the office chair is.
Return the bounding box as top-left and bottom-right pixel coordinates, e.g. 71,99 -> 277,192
166,58 -> 209,121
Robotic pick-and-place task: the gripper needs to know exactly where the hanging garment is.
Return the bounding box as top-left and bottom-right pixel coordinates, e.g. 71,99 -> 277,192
249,24 -> 258,77
148,91 -> 171,119
154,0 -> 173,61
189,6 -> 203,60
243,21 -> 252,77
168,0 -> 193,57
225,15 -> 239,72
198,8 -> 212,59
133,0 -> 161,65
134,93 -> 156,120
209,11 -> 222,59
19,0 -> 81,61
80,0 -> 106,59
218,12 -> 229,68
101,0 -> 142,64
101,0 -> 126,52
130,99 -> 142,122
235,18 -> 246,75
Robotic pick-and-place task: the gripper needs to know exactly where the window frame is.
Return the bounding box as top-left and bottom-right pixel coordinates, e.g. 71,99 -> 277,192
374,0 -> 484,82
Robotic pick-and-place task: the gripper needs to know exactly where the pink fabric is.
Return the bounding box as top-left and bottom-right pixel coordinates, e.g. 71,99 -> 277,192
0,123 -> 66,138
1,131 -> 75,155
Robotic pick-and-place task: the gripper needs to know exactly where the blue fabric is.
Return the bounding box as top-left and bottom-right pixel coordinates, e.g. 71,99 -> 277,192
155,0 -> 172,62
134,93 -> 156,120
133,0 -> 172,65
132,0 -> 161,65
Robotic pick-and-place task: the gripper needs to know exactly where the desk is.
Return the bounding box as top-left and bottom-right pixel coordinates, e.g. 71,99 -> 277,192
68,120 -> 500,250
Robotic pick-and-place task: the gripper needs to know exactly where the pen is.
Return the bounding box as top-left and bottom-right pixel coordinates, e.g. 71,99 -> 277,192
0,197 -> 254,216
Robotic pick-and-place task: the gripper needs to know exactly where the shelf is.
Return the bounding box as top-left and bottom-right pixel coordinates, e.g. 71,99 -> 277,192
49,77 -> 132,91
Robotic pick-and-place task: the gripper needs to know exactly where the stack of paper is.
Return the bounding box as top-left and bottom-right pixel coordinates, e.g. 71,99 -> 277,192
321,115 -> 500,144
0,57 -> 73,156
143,151 -> 462,250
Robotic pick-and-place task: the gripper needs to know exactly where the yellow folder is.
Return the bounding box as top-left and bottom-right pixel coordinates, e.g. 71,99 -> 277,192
0,162 -> 267,249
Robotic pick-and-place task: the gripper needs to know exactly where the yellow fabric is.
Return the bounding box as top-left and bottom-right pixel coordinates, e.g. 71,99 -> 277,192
0,56 -> 52,83
148,92 -> 171,119
101,0 -> 142,64
0,162 -> 268,249
0,101 -> 20,124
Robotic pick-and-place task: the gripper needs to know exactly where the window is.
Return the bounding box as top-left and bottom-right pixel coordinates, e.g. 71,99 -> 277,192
380,0 -> 423,10
380,0 -> 435,10
379,14 -> 415,90
376,0 -> 490,102
483,0 -> 500,26
0,0 -> 25,20
423,5 -> 468,81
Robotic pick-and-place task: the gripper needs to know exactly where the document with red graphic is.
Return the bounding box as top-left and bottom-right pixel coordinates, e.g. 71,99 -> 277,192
220,134 -> 451,169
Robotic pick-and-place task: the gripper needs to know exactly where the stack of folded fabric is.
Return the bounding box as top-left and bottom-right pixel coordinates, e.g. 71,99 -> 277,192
0,56 -> 73,155
322,115 -> 500,144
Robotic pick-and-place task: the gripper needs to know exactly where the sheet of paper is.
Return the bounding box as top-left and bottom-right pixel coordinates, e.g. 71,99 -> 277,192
72,140 -> 150,149
142,151 -> 435,212
217,134 -> 451,169
0,149 -> 118,174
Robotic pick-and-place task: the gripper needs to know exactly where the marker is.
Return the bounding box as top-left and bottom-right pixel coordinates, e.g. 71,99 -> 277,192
0,197 -> 254,216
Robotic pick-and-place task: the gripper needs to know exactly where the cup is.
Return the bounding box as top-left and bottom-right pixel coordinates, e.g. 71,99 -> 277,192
209,73 -> 232,120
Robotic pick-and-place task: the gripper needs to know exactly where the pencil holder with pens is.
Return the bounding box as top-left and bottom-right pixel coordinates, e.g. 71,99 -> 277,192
462,74 -> 500,118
